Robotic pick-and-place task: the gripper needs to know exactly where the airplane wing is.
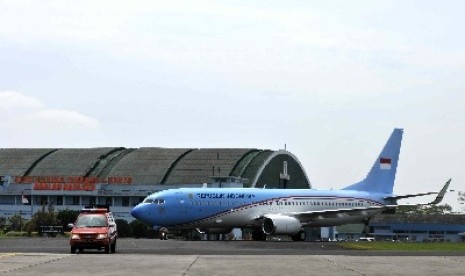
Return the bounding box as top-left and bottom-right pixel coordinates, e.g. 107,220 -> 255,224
283,205 -> 389,223
383,179 -> 451,204
263,179 -> 451,224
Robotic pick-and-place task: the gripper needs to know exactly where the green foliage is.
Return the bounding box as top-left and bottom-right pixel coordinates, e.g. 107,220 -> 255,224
130,221 -> 145,238
57,209 -> 79,229
396,204 -> 452,215
25,205 -> 58,233
115,219 -> 131,237
128,220 -> 156,238
5,231 -> 29,237
0,217 -> 6,230
8,214 -> 27,232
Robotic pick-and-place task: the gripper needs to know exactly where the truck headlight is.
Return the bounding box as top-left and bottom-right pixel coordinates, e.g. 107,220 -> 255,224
71,234 -> 80,240
96,234 -> 108,239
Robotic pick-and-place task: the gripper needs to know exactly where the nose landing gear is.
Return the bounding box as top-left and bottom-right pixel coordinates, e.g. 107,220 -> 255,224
159,227 -> 168,240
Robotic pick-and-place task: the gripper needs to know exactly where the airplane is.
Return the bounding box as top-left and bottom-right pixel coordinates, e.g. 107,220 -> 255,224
131,128 -> 451,241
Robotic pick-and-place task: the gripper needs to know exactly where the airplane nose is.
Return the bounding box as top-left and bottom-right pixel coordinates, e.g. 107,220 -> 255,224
131,204 -> 153,225
131,204 -> 143,220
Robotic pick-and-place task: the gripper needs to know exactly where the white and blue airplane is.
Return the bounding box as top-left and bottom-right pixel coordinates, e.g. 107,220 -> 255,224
131,129 -> 451,241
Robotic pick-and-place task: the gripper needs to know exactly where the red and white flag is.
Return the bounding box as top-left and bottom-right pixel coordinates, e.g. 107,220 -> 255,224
379,158 -> 391,169
21,190 -> 29,204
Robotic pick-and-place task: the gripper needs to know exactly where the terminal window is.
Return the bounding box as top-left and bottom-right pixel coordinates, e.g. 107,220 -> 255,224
72,196 -> 80,205
122,197 -> 129,207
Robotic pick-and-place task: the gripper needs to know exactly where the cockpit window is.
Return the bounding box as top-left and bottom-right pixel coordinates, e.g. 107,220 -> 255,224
143,198 -> 165,204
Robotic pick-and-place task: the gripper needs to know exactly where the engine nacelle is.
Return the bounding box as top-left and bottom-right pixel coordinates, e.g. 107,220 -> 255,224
262,215 -> 301,235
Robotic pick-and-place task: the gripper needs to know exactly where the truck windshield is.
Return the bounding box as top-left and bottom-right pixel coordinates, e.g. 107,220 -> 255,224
75,214 -> 107,227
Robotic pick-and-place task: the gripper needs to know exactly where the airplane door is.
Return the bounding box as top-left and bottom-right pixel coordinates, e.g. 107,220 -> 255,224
157,199 -> 166,215
175,191 -> 188,214
268,200 -> 283,212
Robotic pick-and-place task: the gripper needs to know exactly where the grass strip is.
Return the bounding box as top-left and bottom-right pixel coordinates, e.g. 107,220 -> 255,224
340,242 -> 465,251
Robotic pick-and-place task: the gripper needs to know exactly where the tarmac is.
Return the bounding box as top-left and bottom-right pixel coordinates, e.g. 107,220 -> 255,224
1,238 -> 464,275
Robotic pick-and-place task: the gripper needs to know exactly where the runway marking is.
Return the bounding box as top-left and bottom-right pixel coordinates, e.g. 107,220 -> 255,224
183,255 -> 200,276
0,253 -> 74,274
322,256 -> 366,276
0,253 -> 22,258
442,256 -> 465,264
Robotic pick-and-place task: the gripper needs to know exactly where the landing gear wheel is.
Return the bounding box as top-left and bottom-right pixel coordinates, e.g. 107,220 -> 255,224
159,227 -> 168,240
251,230 -> 267,241
291,231 -> 306,241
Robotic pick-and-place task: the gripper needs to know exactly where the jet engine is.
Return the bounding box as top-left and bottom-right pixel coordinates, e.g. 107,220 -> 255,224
262,215 -> 301,235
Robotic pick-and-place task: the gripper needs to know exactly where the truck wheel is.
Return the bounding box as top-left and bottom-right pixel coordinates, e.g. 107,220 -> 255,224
111,240 -> 116,253
105,245 -> 110,254
71,246 -> 76,254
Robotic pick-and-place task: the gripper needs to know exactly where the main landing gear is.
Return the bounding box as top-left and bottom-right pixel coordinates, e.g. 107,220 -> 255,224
251,230 -> 306,241
291,231 -> 306,241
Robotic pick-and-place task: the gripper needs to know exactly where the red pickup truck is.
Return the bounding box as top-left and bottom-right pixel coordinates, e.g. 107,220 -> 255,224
68,206 -> 118,254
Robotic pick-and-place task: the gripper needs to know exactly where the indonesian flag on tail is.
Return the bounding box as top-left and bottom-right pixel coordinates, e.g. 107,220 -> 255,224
379,158 -> 391,170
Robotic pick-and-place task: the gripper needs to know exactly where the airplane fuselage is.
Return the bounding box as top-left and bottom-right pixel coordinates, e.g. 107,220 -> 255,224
132,187 -> 387,231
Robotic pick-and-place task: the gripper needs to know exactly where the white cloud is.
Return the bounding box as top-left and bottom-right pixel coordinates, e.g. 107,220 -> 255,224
0,90 -> 44,109
33,109 -> 99,129
0,91 -> 99,132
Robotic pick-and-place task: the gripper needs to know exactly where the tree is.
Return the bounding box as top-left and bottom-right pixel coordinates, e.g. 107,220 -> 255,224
115,219 -> 131,237
395,204 -> 452,215
394,205 -> 418,214
8,214 -> 26,232
129,220 -> 147,238
422,204 -> 452,215
458,191 -> 465,212
25,204 -> 58,234
57,209 -> 79,229
0,217 -> 6,231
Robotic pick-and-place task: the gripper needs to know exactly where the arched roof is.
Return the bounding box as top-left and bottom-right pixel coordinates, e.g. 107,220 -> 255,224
163,148 -> 254,185
0,147 -> 311,188
106,148 -> 191,184
27,148 -> 120,176
0,148 -> 57,176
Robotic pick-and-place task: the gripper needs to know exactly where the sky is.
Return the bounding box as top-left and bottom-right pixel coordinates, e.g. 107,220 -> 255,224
0,0 -> 464,211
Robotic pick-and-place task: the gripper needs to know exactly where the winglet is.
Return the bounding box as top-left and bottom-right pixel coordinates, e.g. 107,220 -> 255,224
429,178 -> 451,205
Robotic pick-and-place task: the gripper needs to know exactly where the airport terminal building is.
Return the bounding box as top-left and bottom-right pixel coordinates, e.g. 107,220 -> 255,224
0,147 -> 311,221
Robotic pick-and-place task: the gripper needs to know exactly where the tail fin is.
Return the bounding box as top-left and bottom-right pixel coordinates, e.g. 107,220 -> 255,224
343,128 -> 403,194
